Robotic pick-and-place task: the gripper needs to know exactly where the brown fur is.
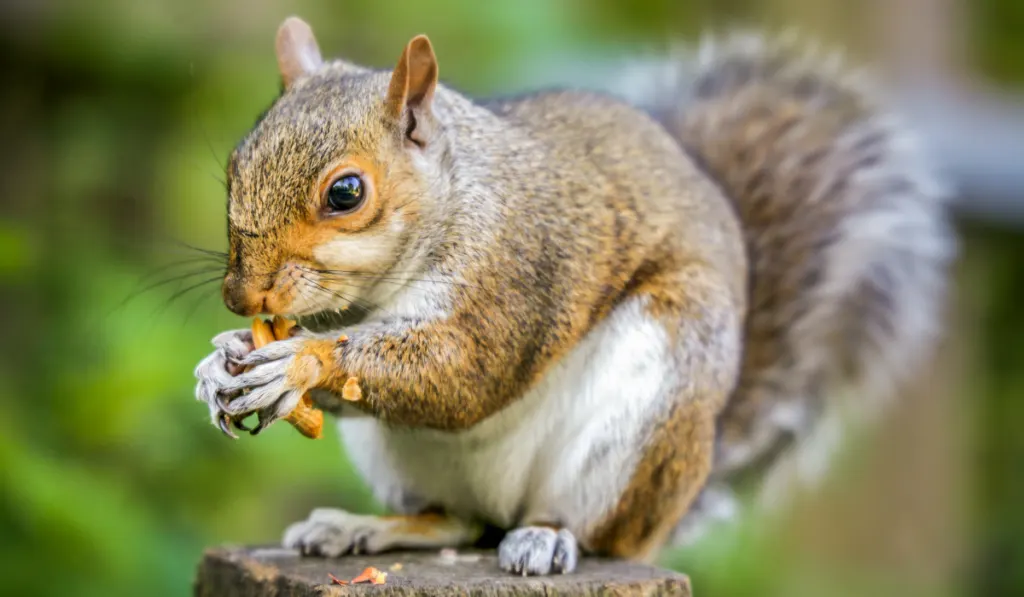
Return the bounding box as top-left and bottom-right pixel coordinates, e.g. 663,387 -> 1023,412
295,88 -> 746,431
584,259 -> 741,558
220,22 -> 952,565
588,399 -> 715,560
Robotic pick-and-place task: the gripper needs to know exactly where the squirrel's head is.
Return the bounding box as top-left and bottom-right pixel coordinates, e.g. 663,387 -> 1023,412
222,17 -> 446,318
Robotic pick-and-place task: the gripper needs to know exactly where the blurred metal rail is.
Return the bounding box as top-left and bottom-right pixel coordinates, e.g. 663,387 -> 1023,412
519,55 -> 1024,227
897,85 -> 1024,225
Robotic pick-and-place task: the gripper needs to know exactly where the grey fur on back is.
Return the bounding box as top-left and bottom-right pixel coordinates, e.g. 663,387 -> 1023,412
622,32 -> 956,541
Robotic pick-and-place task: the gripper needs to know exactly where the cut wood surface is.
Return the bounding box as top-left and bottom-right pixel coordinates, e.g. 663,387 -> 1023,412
195,545 -> 692,596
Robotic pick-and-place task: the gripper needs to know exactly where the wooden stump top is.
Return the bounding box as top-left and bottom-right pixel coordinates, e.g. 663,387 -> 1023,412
194,545 -> 692,596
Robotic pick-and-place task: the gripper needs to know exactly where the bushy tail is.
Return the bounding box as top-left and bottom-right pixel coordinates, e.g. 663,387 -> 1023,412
635,32 -> 956,541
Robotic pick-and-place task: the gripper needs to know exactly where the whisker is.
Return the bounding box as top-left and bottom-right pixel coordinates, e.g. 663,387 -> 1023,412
189,75 -> 229,188
294,267 -> 433,312
200,121 -> 226,175
298,274 -> 387,319
311,269 -> 480,290
183,284 -> 221,324
152,275 -> 224,319
139,256 -> 226,283
118,266 -> 226,310
164,239 -> 228,258
391,197 -> 418,213
296,265 -> 481,320
307,265 -> 563,309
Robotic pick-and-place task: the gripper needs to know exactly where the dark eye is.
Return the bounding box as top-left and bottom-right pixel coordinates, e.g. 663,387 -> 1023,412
326,174 -> 365,212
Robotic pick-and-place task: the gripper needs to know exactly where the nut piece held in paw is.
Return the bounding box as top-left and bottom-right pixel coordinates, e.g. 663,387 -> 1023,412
247,316 -> 324,439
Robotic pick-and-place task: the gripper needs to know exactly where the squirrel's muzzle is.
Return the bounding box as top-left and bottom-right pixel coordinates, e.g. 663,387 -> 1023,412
222,273 -> 267,316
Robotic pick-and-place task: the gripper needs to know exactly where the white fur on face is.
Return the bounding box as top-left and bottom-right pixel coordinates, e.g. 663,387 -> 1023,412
287,218 -> 410,316
313,229 -> 400,273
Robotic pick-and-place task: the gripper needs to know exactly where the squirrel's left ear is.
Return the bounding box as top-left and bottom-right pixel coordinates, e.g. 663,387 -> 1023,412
276,16 -> 324,89
385,35 -> 438,146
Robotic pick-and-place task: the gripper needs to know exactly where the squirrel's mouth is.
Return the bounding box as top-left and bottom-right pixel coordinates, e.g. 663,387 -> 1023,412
294,307 -> 369,333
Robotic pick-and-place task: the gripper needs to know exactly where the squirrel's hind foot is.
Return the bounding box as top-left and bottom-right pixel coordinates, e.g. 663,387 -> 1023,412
497,526 -> 579,576
283,508 -> 479,557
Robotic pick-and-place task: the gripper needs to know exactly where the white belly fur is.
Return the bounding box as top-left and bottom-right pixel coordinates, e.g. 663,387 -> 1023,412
338,299 -> 677,537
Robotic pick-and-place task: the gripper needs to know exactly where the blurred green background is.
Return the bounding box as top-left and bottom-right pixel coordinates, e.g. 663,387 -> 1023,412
0,1 -> 1021,596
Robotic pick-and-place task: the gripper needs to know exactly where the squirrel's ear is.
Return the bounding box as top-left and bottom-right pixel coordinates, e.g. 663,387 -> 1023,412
385,35 -> 438,145
276,16 -> 323,89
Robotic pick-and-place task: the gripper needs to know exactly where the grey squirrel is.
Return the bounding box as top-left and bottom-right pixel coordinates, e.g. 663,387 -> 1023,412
192,16 -> 955,575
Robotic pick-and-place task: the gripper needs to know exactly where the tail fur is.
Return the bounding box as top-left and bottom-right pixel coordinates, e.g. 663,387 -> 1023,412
629,32 -> 956,542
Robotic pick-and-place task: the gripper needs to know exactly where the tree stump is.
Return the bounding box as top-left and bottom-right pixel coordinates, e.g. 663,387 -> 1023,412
194,546 -> 692,596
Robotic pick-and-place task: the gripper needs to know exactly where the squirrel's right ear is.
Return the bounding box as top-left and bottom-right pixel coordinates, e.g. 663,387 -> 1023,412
276,16 -> 323,89
385,35 -> 438,146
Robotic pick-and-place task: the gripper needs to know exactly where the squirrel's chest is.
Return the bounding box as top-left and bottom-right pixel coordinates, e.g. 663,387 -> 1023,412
338,300 -> 677,528
338,371 -> 596,526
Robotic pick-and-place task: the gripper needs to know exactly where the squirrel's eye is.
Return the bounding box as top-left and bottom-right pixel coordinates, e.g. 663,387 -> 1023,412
326,174 -> 365,212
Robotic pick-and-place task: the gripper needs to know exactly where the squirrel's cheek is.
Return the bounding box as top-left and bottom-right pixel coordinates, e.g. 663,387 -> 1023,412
311,231 -> 400,274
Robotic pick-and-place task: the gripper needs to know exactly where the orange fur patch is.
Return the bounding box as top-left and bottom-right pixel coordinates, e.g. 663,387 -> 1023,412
383,513 -> 458,538
287,338 -> 337,390
276,155 -> 389,278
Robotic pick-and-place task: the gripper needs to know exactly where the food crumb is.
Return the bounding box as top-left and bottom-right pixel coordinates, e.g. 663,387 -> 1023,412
342,377 -> 362,402
350,566 -> 387,585
437,548 -> 480,565
389,563 -> 403,571
438,548 -> 458,565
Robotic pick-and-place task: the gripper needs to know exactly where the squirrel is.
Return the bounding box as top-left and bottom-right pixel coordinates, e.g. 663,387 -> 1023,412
193,16 -> 955,576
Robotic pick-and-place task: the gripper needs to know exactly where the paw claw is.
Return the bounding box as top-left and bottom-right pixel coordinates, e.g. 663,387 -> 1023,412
217,413 -> 238,439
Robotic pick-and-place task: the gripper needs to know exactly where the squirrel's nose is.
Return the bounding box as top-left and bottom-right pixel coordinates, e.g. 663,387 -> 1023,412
222,274 -> 266,316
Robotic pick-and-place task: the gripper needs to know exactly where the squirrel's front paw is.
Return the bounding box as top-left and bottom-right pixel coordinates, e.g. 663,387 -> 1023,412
498,527 -> 579,576
194,329 -> 255,435
205,336 -> 334,434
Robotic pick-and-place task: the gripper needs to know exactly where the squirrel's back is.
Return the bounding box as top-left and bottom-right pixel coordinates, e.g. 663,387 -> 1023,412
618,32 -> 956,536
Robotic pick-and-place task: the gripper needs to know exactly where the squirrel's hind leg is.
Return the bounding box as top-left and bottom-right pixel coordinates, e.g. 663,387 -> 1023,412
573,267 -> 742,562
583,398 -> 718,561
501,268 -> 741,571
283,509 -> 482,557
